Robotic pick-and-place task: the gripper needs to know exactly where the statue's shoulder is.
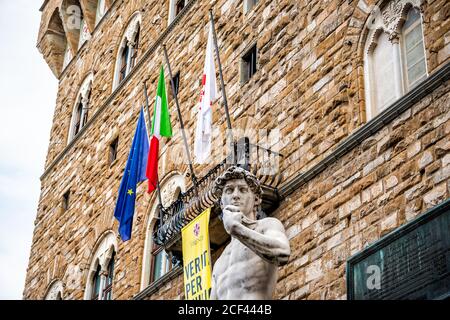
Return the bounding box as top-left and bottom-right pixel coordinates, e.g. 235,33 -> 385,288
259,217 -> 286,231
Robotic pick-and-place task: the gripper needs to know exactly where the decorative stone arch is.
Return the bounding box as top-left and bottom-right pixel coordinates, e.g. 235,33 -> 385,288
360,0 -> 425,120
83,230 -> 118,300
112,11 -> 142,89
338,0 -> 424,127
44,279 -> 65,300
363,0 -> 424,53
140,171 -> 186,290
67,73 -> 94,142
38,8 -> 68,77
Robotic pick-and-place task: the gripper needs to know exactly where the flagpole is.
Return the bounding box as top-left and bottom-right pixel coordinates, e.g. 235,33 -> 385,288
143,81 -> 164,211
162,45 -> 199,196
209,9 -> 236,165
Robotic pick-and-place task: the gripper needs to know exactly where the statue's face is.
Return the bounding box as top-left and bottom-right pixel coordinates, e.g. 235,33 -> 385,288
221,179 -> 257,219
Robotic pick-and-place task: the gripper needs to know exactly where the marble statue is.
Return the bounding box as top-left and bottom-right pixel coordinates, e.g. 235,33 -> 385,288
210,166 -> 291,300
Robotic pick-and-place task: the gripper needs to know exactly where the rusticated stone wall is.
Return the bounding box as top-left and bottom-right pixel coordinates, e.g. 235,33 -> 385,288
24,0 -> 449,299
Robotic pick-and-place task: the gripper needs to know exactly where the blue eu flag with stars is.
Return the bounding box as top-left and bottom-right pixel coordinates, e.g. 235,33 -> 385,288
114,108 -> 149,241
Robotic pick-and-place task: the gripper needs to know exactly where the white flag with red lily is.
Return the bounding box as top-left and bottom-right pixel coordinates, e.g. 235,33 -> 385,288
194,23 -> 218,164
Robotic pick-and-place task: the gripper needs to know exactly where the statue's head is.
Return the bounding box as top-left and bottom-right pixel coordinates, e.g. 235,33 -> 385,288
213,166 -> 264,220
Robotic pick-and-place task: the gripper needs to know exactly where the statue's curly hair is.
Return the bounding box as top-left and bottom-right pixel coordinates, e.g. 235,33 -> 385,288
213,166 -> 262,199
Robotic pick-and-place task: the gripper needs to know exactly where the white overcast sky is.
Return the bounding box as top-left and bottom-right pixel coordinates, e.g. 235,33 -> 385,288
0,1 -> 58,299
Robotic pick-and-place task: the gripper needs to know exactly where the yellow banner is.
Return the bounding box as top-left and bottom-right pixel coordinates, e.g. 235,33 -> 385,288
182,208 -> 212,300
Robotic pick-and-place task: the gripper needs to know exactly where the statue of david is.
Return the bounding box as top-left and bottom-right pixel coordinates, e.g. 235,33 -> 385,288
210,166 -> 291,299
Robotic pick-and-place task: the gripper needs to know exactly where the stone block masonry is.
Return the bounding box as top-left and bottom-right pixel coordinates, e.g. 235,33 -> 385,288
24,0 -> 449,300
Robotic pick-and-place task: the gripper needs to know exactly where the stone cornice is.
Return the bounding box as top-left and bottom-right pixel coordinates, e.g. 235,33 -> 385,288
40,0 -> 50,12
132,266 -> 183,300
278,61 -> 450,198
40,0 -> 199,180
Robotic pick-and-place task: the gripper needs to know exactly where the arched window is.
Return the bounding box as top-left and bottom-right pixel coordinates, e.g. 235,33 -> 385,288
84,231 -> 117,300
103,251 -> 115,300
151,224 -> 173,282
68,74 -> 93,142
141,174 -> 185,289
91,265 -> 102,300
119,45 -> 130,83
401,8 -> 427,89
95,0 -> 108,26
130,26 -> 140,70
113,13 -> 141,89
169,0 -> 188,23
44,280 -> 64,300
88,252 -> 116,300
363,1 -> 427,120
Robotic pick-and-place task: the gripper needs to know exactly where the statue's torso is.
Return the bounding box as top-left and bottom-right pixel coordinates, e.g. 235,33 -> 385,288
212,221 -> 278,299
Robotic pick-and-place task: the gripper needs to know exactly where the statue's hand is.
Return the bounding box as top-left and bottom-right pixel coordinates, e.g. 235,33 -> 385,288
222,205 -> 243,234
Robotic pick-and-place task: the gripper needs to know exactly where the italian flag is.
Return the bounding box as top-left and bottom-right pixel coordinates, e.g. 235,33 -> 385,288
146,66 -> 172,193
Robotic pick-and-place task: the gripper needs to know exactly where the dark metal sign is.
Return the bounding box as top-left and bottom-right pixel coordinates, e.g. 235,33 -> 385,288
347,198 -> 450,300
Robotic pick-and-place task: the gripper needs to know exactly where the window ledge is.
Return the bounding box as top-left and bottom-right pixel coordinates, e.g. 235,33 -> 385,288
133,266 -> 183,300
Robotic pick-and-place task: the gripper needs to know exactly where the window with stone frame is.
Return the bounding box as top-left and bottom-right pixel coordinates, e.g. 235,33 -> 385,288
169,71 -> 180,99
150,239 -> 174,283
89,255 -> 115,300
114,14 -> 141,89
364,3 -> 427,121
175,0 -> 187,16
244,0 -> 258,14
129,26 -> 140,70
45,280 -> 65,300
109,137 -> 119,165
141,178 -> 185,288
84,232 -> 117,300
169,0 -> 188,23
118,45 -> 129,83
91,264 -> 102,300
72,101 -> 84,137
62,190 -> 70,211
68,75 -> 93,142
150,189 -> 184,283
401,8 -> 427,89
241,45 -> 257,83
102,251 -> 115,300
95,0 -> 107,26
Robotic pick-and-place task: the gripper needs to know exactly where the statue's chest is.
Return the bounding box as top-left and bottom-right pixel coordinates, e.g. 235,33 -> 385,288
227,238 -> 257,263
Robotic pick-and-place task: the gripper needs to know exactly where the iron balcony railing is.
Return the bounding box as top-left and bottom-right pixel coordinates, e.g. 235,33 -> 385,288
153,138 -> 284,247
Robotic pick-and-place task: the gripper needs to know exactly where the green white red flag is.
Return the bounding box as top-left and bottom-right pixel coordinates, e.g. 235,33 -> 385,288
146,66 -> 172,193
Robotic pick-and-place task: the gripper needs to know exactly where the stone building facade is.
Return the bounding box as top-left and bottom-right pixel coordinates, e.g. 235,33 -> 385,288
24,0 -> 449,300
